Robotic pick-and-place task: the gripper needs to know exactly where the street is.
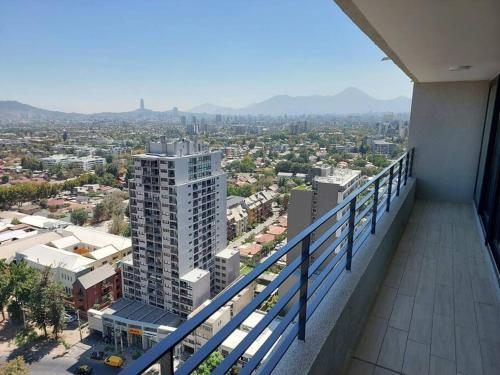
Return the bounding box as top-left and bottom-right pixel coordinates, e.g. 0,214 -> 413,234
229,208 -> 281,248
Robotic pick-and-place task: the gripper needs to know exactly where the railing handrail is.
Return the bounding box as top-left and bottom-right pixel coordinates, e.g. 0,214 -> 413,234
121,148 -> 414,375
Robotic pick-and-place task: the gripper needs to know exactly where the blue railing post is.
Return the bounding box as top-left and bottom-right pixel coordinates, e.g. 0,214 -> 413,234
346,197 -> 356,271
404,151 -> 409,185
397,158 -> 403,196
159,349 -> 174,375
386,166 -> 394,212
409,148 -> 415,177
298,234 -> 311,342
371,179 -> 379,234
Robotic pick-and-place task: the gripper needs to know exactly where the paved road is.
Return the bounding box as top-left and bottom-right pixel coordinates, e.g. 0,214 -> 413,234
24,342 -> 121,375
229,209 -> 281,248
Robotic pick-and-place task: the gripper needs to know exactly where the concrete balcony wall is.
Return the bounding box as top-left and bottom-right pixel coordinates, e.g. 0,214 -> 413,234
408,81 -> 490,203
272,179 -> 416,375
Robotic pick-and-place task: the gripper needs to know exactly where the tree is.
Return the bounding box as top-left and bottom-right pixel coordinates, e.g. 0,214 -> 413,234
105,162 -> 120,178
29,267 -> 51,337
0,260 -> 11,321
21,155 -> 43,171
94,164 -> 105,177
109,213 -> 127,235
1,175 -> 8,184
11,217 -> 21,225
46,282 -> 65,338
70,208 -> 87,226
192,352 -> 224,375
121,224 -> 131,237
0,356 -> 29,375
10,261 -> 36,308
92,202 -> 107,223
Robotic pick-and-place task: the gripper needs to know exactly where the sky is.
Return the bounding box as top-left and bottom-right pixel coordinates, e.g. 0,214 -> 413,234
0,0 -> 413,113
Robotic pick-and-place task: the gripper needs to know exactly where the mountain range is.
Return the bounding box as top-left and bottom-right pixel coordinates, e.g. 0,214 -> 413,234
0,88 -> 411,123
189,88 -> 411,115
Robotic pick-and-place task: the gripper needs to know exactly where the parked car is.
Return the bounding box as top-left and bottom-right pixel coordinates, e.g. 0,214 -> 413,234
90,351 -> 105,360
104,355 -> 124,367
75,364 -> 92,375
65,314 -> 77,323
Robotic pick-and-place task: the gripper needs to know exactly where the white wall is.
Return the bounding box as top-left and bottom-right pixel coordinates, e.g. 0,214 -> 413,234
409,81 -> 489,202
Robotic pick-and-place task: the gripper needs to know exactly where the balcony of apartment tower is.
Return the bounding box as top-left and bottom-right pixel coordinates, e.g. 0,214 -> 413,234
122,1 -> 500,375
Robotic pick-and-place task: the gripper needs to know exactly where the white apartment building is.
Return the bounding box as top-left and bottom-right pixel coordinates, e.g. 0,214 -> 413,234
214,247 -> 240,294
41,154 -> 105,171
124,138 -> 227,318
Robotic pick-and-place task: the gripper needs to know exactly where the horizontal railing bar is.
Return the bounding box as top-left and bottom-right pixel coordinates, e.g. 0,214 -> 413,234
353,222 -> 372,257
355,188 -> 375,210
213,271 -> 303,374
309,229 -> 349,277
241,244 -> 349,374
353,216 -> 372,244
355,201 -> 373,227
309,210 -> 350,253
175,255 -> 303,375
256,320 -> 299,375
257,245 -> 349,375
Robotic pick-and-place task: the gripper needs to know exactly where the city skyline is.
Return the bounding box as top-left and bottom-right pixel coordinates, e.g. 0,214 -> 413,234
0,0 -> 413,113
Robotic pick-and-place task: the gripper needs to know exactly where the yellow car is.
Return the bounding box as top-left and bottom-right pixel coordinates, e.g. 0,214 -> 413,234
104,355 -> 124,367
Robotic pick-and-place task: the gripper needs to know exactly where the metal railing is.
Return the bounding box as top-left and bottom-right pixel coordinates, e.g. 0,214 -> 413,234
122,148 -> 415,375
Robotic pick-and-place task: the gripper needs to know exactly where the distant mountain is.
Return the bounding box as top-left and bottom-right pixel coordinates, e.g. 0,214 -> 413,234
0,88 -> 411,123
191,88 -> 411,115
242,88 -> 411,115
0,101 -> 85,122
0,101 -> 184,123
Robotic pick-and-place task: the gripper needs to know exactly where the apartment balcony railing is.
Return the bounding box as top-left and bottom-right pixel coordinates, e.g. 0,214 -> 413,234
121,148 -> 415,375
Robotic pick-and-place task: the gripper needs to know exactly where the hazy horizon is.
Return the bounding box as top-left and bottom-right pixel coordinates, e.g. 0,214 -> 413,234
0,0 -> 413,114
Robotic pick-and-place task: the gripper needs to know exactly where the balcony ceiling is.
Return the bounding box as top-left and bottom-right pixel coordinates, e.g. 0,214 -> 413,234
335,0 -> 500,82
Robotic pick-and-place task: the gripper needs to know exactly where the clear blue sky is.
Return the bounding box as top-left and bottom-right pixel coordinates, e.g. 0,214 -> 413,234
0,0 -> 412,113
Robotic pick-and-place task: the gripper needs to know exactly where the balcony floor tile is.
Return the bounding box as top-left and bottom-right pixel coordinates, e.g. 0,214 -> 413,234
347,200 -> 500,375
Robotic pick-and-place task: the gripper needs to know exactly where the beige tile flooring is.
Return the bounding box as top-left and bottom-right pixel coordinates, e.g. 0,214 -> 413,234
347,200 -> 500,375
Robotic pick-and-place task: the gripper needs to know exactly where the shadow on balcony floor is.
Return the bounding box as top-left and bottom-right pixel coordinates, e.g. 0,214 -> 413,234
347,200 -> 500,375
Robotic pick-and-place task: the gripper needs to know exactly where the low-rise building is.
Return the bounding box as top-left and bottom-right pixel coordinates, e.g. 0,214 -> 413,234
16,244 -> 95,294
87,299 -> 182,351
214,247 -> 240,294
73,264 -> 122,312
244,190 -> 276,226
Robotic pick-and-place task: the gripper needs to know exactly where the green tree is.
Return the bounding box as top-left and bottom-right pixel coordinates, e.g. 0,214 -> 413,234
109,213 -> 127,235
70,208 -> 87,226
92,202 -> 107,223
0,260 -> 12,321
121,224 -> 131,237
0,356 -> 29,375
94,164 -> 105,177
192,352 -> 224,375
21,156 -> 43,171
10,260 -> 36,308
46,282 -> 65,338
105,162 -> 120,178
11,217 -> 21,225
1,175 -> 9,184
28,267 -> 51,337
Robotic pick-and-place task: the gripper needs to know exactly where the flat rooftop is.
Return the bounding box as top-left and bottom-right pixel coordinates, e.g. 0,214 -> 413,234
181,268 -> 210,283
101,299 -> 182,328
314,168 -> 361,187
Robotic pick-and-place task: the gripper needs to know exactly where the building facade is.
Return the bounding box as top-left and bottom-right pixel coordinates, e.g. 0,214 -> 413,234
124,138 -> 227,317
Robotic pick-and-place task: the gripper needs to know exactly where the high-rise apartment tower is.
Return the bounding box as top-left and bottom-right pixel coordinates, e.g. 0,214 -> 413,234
125,138 -> 227,317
